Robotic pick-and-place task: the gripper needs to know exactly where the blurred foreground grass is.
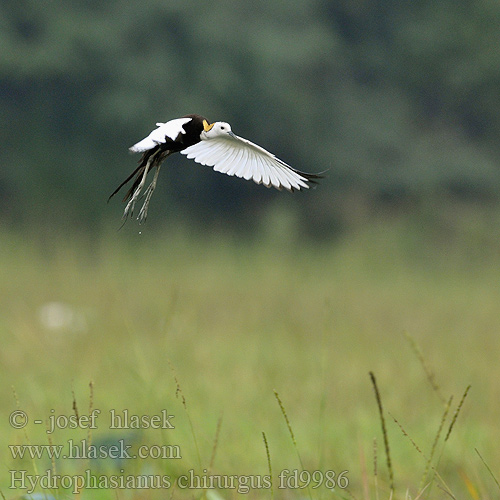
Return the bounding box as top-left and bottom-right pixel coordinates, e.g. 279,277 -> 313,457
1,213 -> 500,499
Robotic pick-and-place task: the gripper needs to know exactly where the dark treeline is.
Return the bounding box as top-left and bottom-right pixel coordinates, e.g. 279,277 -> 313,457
1,0 -> 499,234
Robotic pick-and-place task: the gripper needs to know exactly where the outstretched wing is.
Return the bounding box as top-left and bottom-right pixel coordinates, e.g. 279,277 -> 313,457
181,133 -> 320,191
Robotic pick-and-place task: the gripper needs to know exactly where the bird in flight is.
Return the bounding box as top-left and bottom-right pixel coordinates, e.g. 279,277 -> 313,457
109,114 -> 322,223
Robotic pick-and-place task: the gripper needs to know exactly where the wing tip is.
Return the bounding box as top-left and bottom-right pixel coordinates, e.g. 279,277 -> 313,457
129,141 -> 150,154
296,170 -> 326,189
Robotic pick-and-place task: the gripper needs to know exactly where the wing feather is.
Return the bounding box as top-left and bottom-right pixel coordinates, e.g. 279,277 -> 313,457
241,153 -> 255,180
181,133 -> 319,191
231,150 -> 248,178
227,147 -> 247,176
257,154 -> 269,187
210,143 -> 233,172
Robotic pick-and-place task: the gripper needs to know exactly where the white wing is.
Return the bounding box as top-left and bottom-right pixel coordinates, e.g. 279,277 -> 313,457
130,117 -> 193,153
181,133 -> 313,191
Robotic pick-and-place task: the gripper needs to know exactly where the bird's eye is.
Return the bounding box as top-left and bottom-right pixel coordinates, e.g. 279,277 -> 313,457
220,126 -> 225,130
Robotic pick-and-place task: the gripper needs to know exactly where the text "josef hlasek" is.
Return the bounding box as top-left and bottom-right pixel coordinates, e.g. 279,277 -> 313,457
44,409 -> 175,434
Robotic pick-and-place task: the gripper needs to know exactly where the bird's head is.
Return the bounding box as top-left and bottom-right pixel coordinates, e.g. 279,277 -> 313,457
202,120 -> 233,139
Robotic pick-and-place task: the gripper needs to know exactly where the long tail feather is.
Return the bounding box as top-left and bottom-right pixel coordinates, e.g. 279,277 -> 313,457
108,164 -> 144,203
122,165 -> 149,203
109,147 -> 173,203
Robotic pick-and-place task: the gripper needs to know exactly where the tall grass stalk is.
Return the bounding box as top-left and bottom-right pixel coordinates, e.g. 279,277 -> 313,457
425,385 -> 471,499
208,412 -> 223,473
444,385 -> 471,442
369,372 -> 394,493
358,442 -> 369,500
72,386 -> 79,420
373,438 -> 379,500
435,483 -> 458,499
475,448 -> 500,492
403,332 -> 445,404
262,432 -> 273,500
168,359 -> 202,469
273,390 -> 312,500
420,396 -> 453,490
87,380 -> 94,448
389,412 -> 453,498
12,387 -> 39,478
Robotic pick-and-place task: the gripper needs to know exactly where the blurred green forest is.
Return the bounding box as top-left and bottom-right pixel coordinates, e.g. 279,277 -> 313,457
1,0 -> 500,234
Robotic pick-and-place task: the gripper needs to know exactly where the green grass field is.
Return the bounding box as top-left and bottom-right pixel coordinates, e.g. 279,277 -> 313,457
1,214 -> 499,499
